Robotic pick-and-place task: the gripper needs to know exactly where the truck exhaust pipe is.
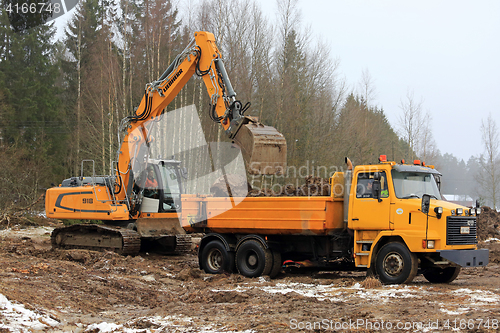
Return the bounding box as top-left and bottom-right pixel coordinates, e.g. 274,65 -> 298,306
344,157 -> 353,225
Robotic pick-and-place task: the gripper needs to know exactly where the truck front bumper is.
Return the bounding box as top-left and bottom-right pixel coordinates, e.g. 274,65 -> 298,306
437,249 -> 489,267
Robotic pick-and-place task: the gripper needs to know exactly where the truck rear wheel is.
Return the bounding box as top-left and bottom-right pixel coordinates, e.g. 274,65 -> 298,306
375,242 -> 418,284
423,266 -> 460,283
236,240 -> 272,278
200,240 -> 234,274
269,250 -> 282,278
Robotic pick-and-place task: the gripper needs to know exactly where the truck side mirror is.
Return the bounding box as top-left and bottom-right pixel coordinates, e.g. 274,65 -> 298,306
372,180 -> 382,202
421,194 -> 431,214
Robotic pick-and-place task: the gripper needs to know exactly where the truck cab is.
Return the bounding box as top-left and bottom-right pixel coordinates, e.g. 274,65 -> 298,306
348,156 -> 488,283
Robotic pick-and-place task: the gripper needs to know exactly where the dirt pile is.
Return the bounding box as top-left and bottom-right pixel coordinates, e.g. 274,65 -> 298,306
477,206 -> 500,241
210,174 -> 252,197
248,176 -> 330,197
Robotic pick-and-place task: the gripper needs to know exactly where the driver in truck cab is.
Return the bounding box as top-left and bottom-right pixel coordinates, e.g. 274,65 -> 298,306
356,174 -> 389,198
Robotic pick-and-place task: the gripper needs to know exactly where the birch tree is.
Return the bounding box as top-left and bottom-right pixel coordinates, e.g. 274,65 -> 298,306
357,68 -> 377,108
397,90 -> 425,160
477,114 -> 500,209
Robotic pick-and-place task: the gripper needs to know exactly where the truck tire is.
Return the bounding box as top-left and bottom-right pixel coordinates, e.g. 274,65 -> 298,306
200,240 -> 234,274
269,250 -> 282,278
236,239 -> 272,278
423,266 -> 460,283
375,242 -> 418,284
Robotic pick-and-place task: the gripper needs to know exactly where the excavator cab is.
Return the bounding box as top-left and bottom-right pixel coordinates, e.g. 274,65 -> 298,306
135,160 -> 183,214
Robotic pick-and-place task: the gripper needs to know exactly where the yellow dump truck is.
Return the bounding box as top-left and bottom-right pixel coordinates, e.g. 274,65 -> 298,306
188,156 -> 488,284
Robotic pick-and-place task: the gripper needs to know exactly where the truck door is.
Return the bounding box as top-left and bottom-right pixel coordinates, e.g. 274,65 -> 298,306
349,171 -> 391,230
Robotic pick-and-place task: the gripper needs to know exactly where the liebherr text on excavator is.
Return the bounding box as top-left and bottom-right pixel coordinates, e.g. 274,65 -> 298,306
45,31 -> 287,254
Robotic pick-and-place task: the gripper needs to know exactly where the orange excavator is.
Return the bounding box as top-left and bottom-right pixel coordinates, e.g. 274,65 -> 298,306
45,31 -> 287,255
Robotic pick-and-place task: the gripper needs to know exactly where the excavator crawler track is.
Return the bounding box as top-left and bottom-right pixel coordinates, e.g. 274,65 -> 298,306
51,224 -> 141,256
173,234 -> 192,254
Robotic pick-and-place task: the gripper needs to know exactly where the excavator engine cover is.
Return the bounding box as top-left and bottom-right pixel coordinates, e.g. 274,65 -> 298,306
233,118 -> 287,175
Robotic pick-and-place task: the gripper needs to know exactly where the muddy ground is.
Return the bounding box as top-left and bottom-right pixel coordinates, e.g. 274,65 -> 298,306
0,214 -> 500,332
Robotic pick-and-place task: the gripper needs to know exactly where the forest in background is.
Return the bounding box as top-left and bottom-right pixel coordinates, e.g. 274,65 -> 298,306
0,0 -> 498,210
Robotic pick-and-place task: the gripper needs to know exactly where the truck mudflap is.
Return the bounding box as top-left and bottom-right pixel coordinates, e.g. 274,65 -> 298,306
438,249 -> 489,267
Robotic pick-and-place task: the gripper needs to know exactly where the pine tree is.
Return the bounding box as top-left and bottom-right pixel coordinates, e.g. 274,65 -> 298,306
0,9 -> 66,207
64,0 -> 121,175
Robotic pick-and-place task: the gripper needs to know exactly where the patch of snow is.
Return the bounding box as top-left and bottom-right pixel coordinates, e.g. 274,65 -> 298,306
439,306 -> 470,315
142,274 -> 156,282
484,237 -> 500,243
0,293 -> 59,332
85,322 -> 122,332
259,282 -> 422,302
212,285 -> 252,293
258,276 -> 270,283
117,315 -> 254,333
452,288 -> 500,304
0,226 -> 53,238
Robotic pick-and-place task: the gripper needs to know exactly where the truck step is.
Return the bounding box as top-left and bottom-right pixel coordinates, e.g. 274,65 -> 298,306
355,252 -> 369,256
356,240 -> 374,244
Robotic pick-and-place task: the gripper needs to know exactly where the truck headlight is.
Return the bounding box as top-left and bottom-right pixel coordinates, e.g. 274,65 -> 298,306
434,206 -> 443,218
456,208 -> 463,216
423,240 -> 435,249
476,207 -> 482,215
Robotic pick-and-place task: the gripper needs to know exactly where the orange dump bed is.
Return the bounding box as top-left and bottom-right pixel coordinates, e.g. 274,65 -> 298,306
181,195 -> 344,235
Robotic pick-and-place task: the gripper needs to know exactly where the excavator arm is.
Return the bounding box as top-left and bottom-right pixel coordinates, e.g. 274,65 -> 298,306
117,31 -> 286,199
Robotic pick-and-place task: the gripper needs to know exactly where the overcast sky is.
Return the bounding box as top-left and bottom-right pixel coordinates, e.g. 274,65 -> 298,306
256,0 -> 500,162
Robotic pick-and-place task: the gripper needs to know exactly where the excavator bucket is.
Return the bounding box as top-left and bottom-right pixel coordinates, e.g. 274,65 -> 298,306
232,118 -> 287,175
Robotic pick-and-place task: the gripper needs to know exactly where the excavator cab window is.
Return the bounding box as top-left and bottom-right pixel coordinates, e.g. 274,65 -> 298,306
158,162 -> 182,212
143,167 -> 159,199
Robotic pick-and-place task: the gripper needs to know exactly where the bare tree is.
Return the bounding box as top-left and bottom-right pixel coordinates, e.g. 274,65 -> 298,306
416,111 -> 438,163
477,114 -> 500,209
357,68 -> 377,107
397,90 -> 425,160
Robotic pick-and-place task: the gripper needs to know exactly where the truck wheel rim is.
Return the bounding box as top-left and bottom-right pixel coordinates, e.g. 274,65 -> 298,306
207,248 -> 223,271
383,252 -> 404,276
247,253 -> 258,267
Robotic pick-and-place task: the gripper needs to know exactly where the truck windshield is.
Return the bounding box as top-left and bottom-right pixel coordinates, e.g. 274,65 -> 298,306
391,170 -> 442,200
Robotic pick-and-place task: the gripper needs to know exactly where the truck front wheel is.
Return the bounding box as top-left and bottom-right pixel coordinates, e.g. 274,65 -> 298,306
236,240 -> 272,278
423,266 -> 460,283
375,242 -> 418,284
200,240 -> 234,274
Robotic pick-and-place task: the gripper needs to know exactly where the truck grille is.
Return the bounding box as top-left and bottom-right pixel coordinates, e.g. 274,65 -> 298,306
446,216 -> 477,245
